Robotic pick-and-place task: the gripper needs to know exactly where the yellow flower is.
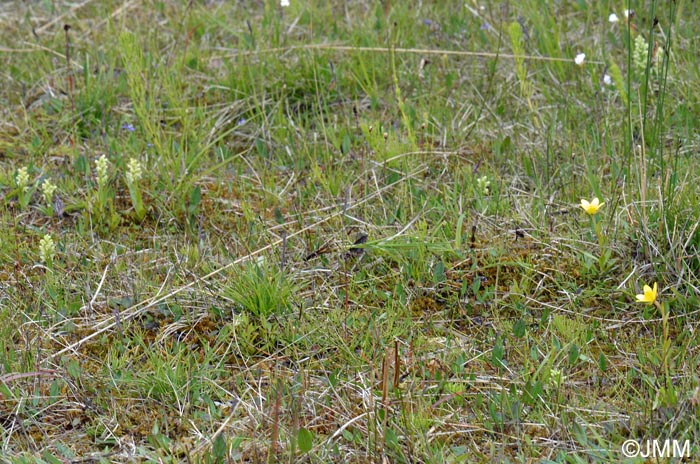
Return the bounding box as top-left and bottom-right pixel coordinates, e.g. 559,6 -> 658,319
580,197 -> 604,215
636,282 -> 658,305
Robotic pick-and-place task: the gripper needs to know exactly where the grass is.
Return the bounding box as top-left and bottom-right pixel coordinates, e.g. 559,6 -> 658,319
1,0 -> 699,462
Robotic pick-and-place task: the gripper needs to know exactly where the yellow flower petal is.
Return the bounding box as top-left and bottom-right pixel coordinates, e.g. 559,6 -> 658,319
580,197 -> 604,215
635,282 -> 658,304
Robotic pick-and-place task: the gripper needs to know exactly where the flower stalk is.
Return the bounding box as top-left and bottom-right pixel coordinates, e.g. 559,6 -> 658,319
580,197 -> 605,245
95,155 -> 111,212
635,282 -> 672,395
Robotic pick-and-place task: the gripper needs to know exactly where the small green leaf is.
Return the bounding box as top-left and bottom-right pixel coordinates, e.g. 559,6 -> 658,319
492,336 -> 505,367
385,427 -> 398,447
55,442 -> 75,458
297,427 -> 313,453
255,139 -> 268,157
341,134 -> 351,155
513,318 -> 526,338
189,185 -> 201,209
42,451 -> 64,464
66,359 -> 81,379
472,277 -> 481,294
523,380 -> 543,406
501,135 -> 512,153
274,207 -> 285,224
568,344 -> 579,365
213,434 -> 227,459
328,370 -> 339,388
433,260 -> 445,284
49,379 -> 61,401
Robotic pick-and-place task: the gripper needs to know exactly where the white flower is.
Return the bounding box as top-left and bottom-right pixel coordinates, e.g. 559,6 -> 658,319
42,179 -> 57,204
633,34 -> 648,73
609,13 -> 619,23
574,53 -> 586,66
16,166 -> 30,192
549,368 -> 565,388
126,158 -> 143,185
623,9 -> 632,19
39,234 -> 56,263
280,0 -> 289,6
96,155 -> 110,187
603,74 -> 612,86
476,175 -> 491,194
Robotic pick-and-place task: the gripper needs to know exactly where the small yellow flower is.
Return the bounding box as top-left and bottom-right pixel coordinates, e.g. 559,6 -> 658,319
636,282 -> 658,305
580,197 -> 604,215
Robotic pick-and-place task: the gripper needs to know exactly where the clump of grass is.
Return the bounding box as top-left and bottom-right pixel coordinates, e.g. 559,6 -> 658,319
223,260 -> 296,318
